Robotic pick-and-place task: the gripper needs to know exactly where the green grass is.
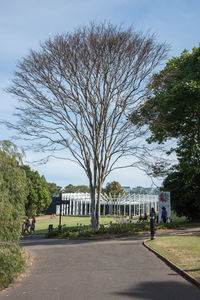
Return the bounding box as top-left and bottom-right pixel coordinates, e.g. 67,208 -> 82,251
147,236 -> 200,281
35,216 -> 115,234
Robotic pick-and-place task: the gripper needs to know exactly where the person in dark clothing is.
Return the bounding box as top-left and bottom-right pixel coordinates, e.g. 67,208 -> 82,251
150,208 -> 156,240
161,206 -> 167,223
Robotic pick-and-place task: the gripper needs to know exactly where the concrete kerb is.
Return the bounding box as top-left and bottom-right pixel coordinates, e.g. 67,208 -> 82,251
143,239 -> 200,290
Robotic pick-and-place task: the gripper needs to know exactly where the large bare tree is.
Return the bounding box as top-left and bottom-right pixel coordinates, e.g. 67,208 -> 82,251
5,23 -> 168,229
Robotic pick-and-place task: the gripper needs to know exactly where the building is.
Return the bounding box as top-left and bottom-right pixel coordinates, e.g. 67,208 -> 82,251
55,192 -> 159,217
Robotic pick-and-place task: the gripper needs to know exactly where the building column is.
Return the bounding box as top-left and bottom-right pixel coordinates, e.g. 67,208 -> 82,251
85,202 -> 87,216
80,201 -> 83,215
129,204 -> 131,217
69,200 -> 72,215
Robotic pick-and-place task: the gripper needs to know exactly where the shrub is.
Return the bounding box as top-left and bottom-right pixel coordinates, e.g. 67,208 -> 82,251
0,242 -> 26,289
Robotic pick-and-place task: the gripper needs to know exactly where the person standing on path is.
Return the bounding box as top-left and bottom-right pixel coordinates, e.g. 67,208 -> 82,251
150,207 -> 156,240
161,206 -> 167,223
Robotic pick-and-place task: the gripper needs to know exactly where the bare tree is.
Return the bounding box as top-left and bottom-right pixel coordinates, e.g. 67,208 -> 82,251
5,23 -> 168,230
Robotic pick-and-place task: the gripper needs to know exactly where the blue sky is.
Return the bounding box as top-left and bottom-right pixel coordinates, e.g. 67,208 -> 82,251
1,0 -> 200,188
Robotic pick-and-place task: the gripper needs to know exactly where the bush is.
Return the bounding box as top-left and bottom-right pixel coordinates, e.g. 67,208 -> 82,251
0,242 -> 26,289
45,219 -> 183,239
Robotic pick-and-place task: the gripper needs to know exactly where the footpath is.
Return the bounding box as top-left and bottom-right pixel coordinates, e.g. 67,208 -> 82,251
0,226 -> 199,300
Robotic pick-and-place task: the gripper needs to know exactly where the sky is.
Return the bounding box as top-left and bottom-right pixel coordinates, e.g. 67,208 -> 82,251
0,0 -> 200,189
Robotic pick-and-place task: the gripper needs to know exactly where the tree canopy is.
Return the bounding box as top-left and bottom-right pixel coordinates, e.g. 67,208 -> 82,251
131,46 -> 200,151
5,23 -> 168,229
163,166 -> 200,221
22,165 -> 51,216
104,181 -> 124,196
131,46 -> 200,220
47,182 -> 62,196
63,184 -> 90,193
0,140 -> 27,241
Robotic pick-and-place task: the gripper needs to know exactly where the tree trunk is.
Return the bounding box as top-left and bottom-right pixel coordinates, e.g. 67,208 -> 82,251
90,185 -> 101,231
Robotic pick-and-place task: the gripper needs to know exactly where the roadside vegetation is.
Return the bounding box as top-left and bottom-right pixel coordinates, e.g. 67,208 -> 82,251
43,212 -> 188,239
147,236 -> 200,281
45,220 -> 181,239
0,141 -> 27,290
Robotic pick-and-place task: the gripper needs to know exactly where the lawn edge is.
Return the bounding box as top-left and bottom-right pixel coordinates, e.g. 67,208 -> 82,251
143,239 -> 200,290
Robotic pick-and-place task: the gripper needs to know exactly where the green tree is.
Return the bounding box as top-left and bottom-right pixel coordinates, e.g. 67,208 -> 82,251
131,46 -> 200,154
104,181 -> 124,196
47,182 -> 62,196
22,166 -> 51,216
163,166 -> 200,221
131,46 -> 200,220
63,184 -> 90,193
0,140 -> 27,241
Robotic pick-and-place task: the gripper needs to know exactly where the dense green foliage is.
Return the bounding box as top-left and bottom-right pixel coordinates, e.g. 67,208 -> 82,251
0,141 -> 27,289
163,168 -> 200,221
63,184 -> 90,193
131,46 -> 200,220
47,182 -> 62,196
131,46 -> 200,148
22,166 -> 51,216
104,181 -> 124,196
0,140 -> 27,242
0,242 -> 26,289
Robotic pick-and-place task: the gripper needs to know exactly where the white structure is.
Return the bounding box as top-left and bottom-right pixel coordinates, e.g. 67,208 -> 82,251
56,192 -> 158,217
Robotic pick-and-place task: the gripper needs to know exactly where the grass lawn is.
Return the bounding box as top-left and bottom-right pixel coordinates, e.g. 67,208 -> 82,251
35,215 -> 115,234
147,236 -> 200,281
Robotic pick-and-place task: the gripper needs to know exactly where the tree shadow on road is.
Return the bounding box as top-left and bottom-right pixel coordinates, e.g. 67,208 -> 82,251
20,234 -> 131,247
112,281 -> 200,299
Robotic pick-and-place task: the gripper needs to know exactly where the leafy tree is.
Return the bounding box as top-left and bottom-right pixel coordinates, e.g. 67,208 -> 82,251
47,182 -> 62,196
63,184 -> 90,193
0,140 -> 27,241
22,166 -> 51,216
163,166 -> 200,221
131,46 -> 200,154
104,181 -> 124,196
131,46 -> 200,220
4,23 -> 168,229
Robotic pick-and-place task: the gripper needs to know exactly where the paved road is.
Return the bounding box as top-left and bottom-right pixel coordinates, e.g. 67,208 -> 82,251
0,234 -> 200,300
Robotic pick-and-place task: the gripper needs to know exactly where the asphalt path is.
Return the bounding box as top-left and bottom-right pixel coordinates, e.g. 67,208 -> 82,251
1,233 -> 200,300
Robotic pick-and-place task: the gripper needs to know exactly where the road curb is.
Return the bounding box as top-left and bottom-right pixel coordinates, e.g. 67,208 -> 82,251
143,239 -> 200,290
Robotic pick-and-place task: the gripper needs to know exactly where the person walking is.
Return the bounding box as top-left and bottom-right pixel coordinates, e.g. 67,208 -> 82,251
25,218 -> 31,234
30,219 -> 35,234
161,206 -> 167,223
22,221 -> 26,235
150,207 -> 156,240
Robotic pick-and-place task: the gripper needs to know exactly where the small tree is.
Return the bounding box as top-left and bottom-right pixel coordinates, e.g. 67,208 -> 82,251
4,23 -> 168,230
47,182 -> 62,196
63,184 -> 90,193
104,181 -> 124,196
22,166 -> 51,216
